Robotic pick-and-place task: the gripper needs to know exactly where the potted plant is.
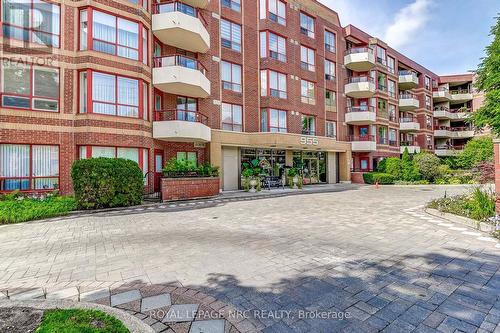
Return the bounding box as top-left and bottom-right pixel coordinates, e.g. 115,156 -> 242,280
242,159 -> 262,192
287,167 -> 301,189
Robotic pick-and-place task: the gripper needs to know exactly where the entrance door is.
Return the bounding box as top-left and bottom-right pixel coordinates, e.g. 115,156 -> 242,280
302,158 -> 319,185
154,150 -> 163,192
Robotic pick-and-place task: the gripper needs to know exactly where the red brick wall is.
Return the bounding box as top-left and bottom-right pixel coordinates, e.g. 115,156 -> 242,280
351,172 -> 365,184
161,177 -> 220,201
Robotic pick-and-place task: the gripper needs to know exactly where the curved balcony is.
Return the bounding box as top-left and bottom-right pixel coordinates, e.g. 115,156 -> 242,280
181,0 -> 209,7
153,55 -> 211,98
433,89 -> 452,102
398,70 -> 419,90
348,135 -> 377,152
152,1 -> 210,53
345,76 -> 376,98
153,109 -> 211,142
450,89 -> 473,104
434,126 -> 474,138
433,107 -> 471,120
399,118 -> 420,132
400,142 -> 421,154
344,106 -> 376,125
399,93 -> 420,111
344,47 -> 376,72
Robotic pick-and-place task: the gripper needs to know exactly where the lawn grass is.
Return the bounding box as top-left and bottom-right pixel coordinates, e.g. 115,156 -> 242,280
36,309 -> 129,333
0,195 -> 77,224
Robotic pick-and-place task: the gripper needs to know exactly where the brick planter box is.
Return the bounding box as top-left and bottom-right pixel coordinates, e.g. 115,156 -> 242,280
161,177 -> 220,201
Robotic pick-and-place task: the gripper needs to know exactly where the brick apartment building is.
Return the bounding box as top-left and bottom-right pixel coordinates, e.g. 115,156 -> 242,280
0,0 -> 480,194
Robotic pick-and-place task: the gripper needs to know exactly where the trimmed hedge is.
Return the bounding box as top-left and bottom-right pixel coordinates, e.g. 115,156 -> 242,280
363,172 -> 395,185
0,195 -> 76,224
71,158 -> 144,209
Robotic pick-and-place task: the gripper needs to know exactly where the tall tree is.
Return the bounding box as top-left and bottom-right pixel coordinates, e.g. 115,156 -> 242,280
470,16 -> 500,135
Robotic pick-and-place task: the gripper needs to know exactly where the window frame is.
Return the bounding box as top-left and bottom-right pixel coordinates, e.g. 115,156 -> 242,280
0,62 -> 60,113
261,0 -> 286,26
260,69 -> 287,99
222,0 -> 241,12
79,7 -> 148,64
78,68 -> 148,120
221,102 -> 243,132
221,18 -> 242,52
324,30 -> 336,53
260,30 -> 287,62
79,145 -> 149,174
300,79 -> 315,105
325,121 -> 336,139
221,60 -> 242,92
1,0 -> 61,48
299,12 -> 315,38
0,143 -> 60,192
300,45 -> 315,72
325,90 -> 336,112
324,59 -> 335,81
261,108 -> 287,133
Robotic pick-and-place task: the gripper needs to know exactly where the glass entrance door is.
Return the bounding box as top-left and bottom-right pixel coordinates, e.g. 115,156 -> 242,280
293,151 -> 327,185
302,158 -> 319,185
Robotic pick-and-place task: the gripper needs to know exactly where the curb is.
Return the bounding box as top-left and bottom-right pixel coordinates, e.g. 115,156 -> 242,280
424,208 -> 496,234
0,299 -> 154,333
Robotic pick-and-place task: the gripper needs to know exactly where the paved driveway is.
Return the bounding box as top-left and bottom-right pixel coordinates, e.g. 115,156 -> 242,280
1,185 -> 499,332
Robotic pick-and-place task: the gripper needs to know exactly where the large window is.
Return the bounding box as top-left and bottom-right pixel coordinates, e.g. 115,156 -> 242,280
80,8 -> 148,63
388,80 -> 396,98
387,56 -> 395,74
2,0 -> 61,47
176,96 -> 197,121
221,103 -> 242,131
1,62 -> 59,112
300,45 -> 315,72
377,72 -> 387,92
301,80 -> 315,105
221,19 -> 241,52
326,121 -> 336,139
261,108 -> 287,133
378,99 -> 387,117
299,12 -> 314,38
221,61 -> 242,92
375,45 -> 386,66
325,90 -> 336,112
79,70 -> 148,119
0,144 -> 59,191
301,115 -> 315,135
324,30 -> 336,53
324,60 -> 335,81
425,76 -> 431,90
259,0 -> 286,25
79,146 -> 148,176
260,31 -> 286,62
222,0 -> 241,12
260,69 -> 287,99
425,95 -> 432,109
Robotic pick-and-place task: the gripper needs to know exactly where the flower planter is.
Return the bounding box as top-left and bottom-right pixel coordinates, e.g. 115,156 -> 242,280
161,177 -> 220,201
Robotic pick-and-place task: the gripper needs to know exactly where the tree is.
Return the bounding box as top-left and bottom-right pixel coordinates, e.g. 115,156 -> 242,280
413,152 -> 442,182
456,136 -> 494,169
400,148 -> 420,181
470,16 -> 500,135
384,157 -> 402,179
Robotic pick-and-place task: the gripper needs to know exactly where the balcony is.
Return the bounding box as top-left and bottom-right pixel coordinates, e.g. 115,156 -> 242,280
153,109 -> 211,142
344,47 -> 376,72
181,0 -> 209,7
434,145 -> 464,157
400,142 -> 421,154
432,89 -> 452,102
433,107 -> 471,120
345,76 -> 376,98
348,135 -> 377,152
434,126 -> 474,138
398,70 -> 419,90
344,106 -> 376,125
399,118 -> 420,132
399,93 -> 420,111
153,55 -> 211,98
450,89 -> 473,104
152,1 -> 210,53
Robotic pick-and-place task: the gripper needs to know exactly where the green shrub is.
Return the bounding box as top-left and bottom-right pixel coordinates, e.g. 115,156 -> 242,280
428,188 -> 496,221
71,158 -> 144,210
363,172 -> 395,185
0,195 -> 76,224
385,157 -> 402,179
401,148 -> 421,181
376,158 -> 387,173
456,137 -> 494,169
414,152 -> 442,182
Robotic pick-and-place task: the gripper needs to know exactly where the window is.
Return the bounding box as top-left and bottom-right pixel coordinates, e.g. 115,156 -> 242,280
425,76 -> 431,90
260,0 -> 286,25
260,70 -> 287,98
324,60 -> 335,81
0,144 -> 59,191
79,146 -> 148,175
176,96 -> 197,121
222,103 -> 243,131
387,80 -> 396,98
300,45 -> 315,71
261,108 -> 287,133
377,72 -> 387,92
389,104 -> 396,122
377,99 -> 387,117
299,12 -> 314,38
425,95 -> 432,109
324,30 -> 336,53
260,31 -> 286,62
177,152 -> 197,167
221,19 -> 241,52
1,62 -> 59,112
80,8 -> 148,62
325,90 -> 336,112
378,126 -> 388,144
221,61 -> 242,92
375,45 -> 386,66
326,121 -> 336,139
301,80 -> 315,105
222,0 -> 241,12
301,115 -> 315,135
154,94 -> 162,111
389,129 -> 397,146
2,0 -> 61,47
126,0 -> 148,9
79,70 -> 148,119
387,56 -> 395,74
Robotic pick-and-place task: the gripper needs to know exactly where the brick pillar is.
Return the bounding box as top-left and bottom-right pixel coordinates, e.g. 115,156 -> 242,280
495,140 -> 500,213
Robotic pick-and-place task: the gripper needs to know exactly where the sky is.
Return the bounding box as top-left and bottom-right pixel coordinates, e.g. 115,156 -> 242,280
319,0 -> 499,75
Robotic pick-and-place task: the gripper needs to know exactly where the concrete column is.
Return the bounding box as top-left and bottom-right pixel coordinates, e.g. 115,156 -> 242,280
327,152 -> 337,184
338,151 -> 351,182
285,150 -> 293,167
